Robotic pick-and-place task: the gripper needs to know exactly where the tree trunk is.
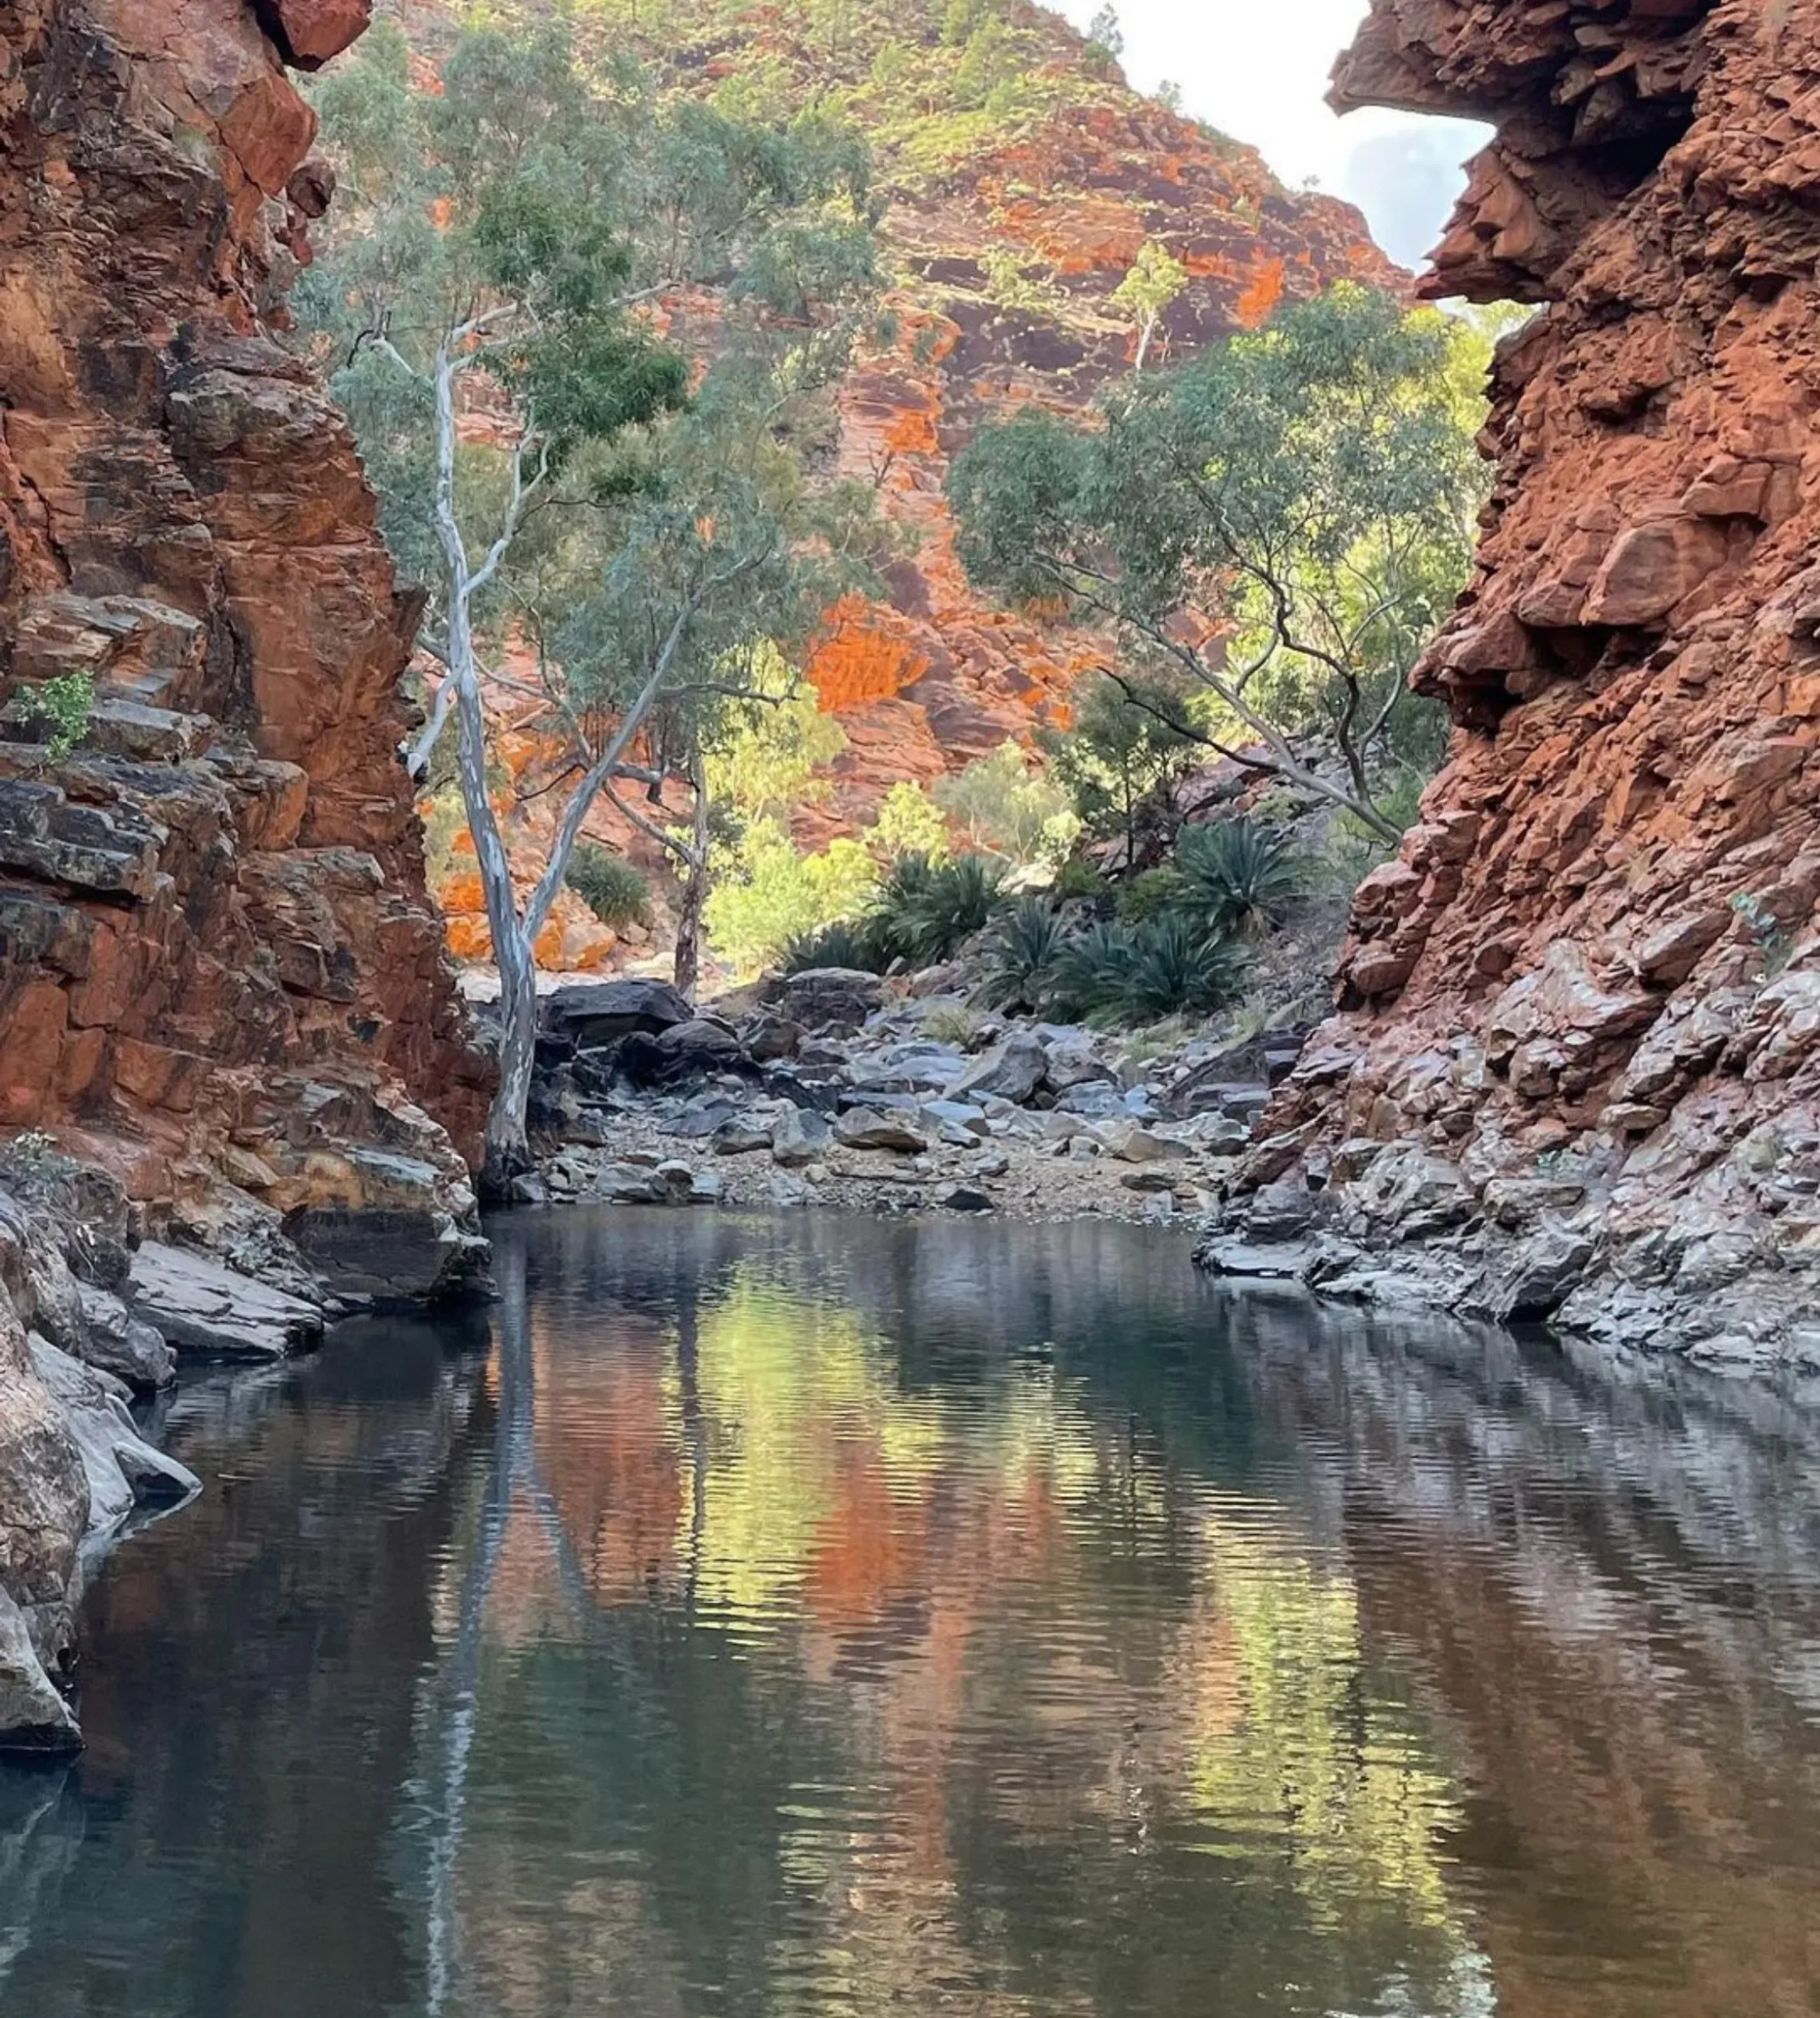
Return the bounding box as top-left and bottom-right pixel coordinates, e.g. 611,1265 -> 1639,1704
672,763 -> 710,1003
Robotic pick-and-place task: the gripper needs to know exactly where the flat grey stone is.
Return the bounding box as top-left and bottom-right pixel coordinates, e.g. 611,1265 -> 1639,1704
127,1242 -> 322,1361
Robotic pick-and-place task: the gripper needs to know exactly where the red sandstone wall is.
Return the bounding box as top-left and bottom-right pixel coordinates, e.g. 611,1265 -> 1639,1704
1231,0 -> 1820,1365
0,0 -> 489,1224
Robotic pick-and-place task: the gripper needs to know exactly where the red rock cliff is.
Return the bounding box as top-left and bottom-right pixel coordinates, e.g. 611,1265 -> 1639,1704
1215,0 -> 1820,1369
0,0 -> 490,1293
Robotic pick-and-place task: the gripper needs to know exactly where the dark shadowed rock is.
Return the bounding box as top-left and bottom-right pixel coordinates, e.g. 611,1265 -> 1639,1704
543,979 -> 691,1050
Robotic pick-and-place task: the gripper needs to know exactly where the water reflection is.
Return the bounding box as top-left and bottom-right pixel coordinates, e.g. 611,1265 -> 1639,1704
5,1210 -> 1820,2017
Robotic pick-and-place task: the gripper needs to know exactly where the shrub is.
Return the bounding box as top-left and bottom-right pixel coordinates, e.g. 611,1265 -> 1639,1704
566,842 -> 652,930
1051,855 -> 1106,902
1047,920 -> 1137,1024
1046,914 -> 1245,1026
980,895 -> 1069,1011
1174,818 -> 1303,936
869,780 -> 951,862
920,1003 -> 978,1046
781,918 -> 888,975
1115,912 -> 1247,1022
22,671 -> 95,761
705,817 -> 878,974
869,850 -> 1004,967
932,741 -> 1079,866
1115,865 -> 1185,925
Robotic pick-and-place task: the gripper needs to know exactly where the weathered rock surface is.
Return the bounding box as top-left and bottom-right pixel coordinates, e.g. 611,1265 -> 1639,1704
1209,0 -> 1820,1371
0,0 -> 491,1293
128,1242 -> 324,1363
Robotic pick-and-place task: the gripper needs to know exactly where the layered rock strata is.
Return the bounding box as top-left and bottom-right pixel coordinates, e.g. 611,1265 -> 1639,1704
0,0 -> 491,1738
0,0 -> 490,1283
1205,0 -> 1820,1371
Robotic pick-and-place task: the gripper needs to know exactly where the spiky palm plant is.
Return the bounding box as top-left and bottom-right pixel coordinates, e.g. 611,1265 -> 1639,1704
1115,912 -> 1247,1022
1047,919 -> 1138,1025
980,895 -> 1069,1011
1174,818 -> 1303,936
896,853 -> 1006,965
782,918 -> 886,975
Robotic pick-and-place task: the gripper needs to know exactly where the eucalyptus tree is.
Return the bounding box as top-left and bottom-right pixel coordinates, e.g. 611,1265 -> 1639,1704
300,21 -> 879,1182
948,285 -> 1490,841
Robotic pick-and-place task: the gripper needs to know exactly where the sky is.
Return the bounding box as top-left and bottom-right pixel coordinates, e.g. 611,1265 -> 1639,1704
1053,0 -> 1491,270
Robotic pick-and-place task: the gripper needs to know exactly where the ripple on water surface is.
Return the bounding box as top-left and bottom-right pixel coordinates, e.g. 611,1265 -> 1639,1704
6,1207 -> 1820,2018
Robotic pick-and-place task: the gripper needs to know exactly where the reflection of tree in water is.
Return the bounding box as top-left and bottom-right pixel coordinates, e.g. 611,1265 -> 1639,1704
410,1216 -> 1490,2018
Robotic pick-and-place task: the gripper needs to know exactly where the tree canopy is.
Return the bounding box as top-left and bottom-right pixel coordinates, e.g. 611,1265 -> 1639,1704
947,284 -> 1492,837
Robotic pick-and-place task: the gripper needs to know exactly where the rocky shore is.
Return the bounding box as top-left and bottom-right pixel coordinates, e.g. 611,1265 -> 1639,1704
1201,0 -> 1820,1376
0,1148 -> 383,1753
507,970 -> 1303,1227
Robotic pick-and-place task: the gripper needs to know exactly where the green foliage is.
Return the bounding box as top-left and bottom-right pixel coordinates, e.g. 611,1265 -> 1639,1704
781,917 -> 888,974
920,1003 -> 979,1045
869,851 -> 1005,966
22,672 -> 95,762
980,895 -> 1070,1011
932,741 -> 1078,866
1043,907 -> 1246,1026
1115,866 -> 1186,925
869,780 -> 951,862
705,649 -> 848,826
1087,5 -> 1125,60
950,285 -> 1492,833
1111,238 -> 1188,367
1114,913 -> 1246,1022
1043,669 -> 1200,854
566,843 -> 653,930
1051,855 -> 1107,902
1174,818 -> 1304,936
704,816 -> 878,973
1046,919 -> 1138,1023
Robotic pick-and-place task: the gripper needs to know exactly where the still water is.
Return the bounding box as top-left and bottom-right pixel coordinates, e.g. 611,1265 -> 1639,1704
5,1208 -> 1820,2018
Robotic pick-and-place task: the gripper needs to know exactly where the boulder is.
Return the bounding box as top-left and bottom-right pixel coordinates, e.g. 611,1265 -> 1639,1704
713,1119 -> 776,1156
945,1030 -> 1047,1106
771,1107 -> 833,1167
656,1017 -> 746,1063
942,1186 -> 996,1213
75,1285 -> 174,1393
1118,1169 -> 1177,1193
269,1 -> 374,69
0,1588 -> 77,1756
763,967 -> 884,1036
127,1243 -> 323,1361
1041,1036 -> 1113,1093
1097,1122 -> 1181,1165
26,1338 -> 198,1534
742,1012 -> 804,1063
833,1109 -> 929,1154
282,1205 -> 486,1303
542,979 -> 691,1050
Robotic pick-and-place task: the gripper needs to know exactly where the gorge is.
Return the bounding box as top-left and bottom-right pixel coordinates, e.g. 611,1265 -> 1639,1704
8,2 -> 1820,2012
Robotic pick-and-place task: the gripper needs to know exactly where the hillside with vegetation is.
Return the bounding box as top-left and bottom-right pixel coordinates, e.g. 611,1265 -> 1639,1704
342,0 -> 1406,975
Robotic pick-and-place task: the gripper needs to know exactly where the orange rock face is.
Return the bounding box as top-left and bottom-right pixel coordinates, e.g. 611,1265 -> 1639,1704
1225,0 -> 1820,1367
0,0 -> 489,1253
813,95 -> 1401,821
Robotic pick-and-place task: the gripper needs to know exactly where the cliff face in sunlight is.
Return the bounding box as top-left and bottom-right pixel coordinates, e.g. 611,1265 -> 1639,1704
1214,0 -> 1820,1368
0,0 -> 489,1279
